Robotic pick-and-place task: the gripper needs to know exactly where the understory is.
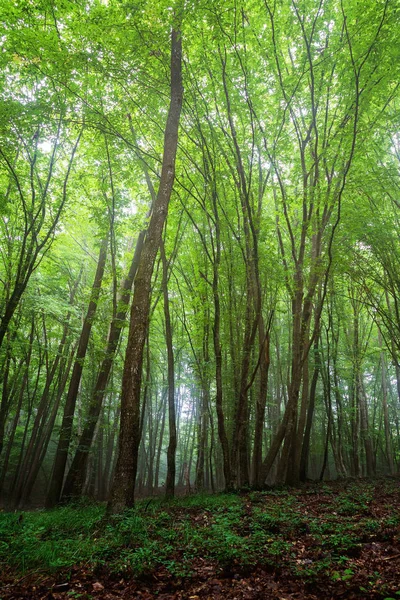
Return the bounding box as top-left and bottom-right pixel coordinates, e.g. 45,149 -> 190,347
0,478 -> 399,599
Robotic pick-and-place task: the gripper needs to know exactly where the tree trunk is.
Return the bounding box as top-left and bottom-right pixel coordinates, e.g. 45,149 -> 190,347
0,378 -> 25,494
380,344 -> 395,475
299,337 -> 320,481
161,240 -> 177,499
0,344 -> 13,458
16,342 -> 75,507
62,231 -> 146,500
359,374 -> 375,477
195,388 -> 208,491
155,390 -> 167,492
252,319 -> 271,488
12,301 -> 76,507
107,28 -> 182,513
46,237 -> 108,507
103,406 -> 120,498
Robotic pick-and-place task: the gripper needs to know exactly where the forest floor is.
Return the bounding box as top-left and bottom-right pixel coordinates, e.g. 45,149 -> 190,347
0,478 -> 399,600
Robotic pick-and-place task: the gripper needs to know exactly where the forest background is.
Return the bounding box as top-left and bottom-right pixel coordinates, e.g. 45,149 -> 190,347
0,0 -> 400,515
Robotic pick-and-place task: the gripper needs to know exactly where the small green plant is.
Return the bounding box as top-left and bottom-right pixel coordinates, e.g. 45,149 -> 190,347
163,559 -> 193,578
383,515 -> 400,527
322,532 -> 360,553
265,538 -> 292,557
336,498 -> 362,515
332,568 -> 354,582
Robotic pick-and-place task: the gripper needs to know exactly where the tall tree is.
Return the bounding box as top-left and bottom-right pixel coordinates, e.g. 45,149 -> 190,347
46,236 -> 108,507
107,25 -> 183,513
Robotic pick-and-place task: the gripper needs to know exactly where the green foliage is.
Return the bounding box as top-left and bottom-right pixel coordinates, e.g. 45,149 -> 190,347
0,0 -> 400,563
2,481 -> 396,585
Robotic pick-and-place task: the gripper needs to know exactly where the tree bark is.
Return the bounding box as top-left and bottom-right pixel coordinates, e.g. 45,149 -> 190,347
161,239 -> 177,499
359,374 -> 375,477
12,276 -> 79,507
252,319 -> 271,488
380,340 -> 395,474
46,237 -> 108,507
107,27 -> 182,513
299,337 -> 320,481
155,390 -> 167,491
62,231 -> 145,500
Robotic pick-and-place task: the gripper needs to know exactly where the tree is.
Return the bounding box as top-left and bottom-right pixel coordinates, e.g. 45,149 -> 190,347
107,25 -> 183,513
46,235 -> 108,507
1,0 -> 399,509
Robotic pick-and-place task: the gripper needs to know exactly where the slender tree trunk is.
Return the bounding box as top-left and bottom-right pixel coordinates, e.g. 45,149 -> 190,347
252,319 -> 271,488
350,301 -> 361,477
282,284 -> 308,485
4,318 -> 35,497
161,240 -> 177,499
12,307 -> 75,506
293,330 -> 310,479
320,353 -> 333,481
62,232 -> 146,500
0,345 -> 13,458
178,400 -> 193,487
359,374 -> 375,477
16,343 -> 75,507
0,323 -> 35,497
195,388 -> 208,491
9,339 -> 42,502
213,266 -> 232,490
155,390 -> 167,491
107,28 -> 182,513
210,186 -> 232,490
300,337 -> 320,481
380,342 -> 395,474
0,378 -> 24,494
332,325 -> 348,477
46,237 -> 108,507
94,415 -> 104,500
350,372 -> 360,476
208,403 -> 216,492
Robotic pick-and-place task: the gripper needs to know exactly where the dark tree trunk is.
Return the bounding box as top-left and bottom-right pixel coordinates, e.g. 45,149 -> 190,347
62,231 -> 145,500
0,379 -> 24,494
16,343 -> 76,507
380,346 -> 395,474
195,313 -> 210,492
161,240 -> 177,499
299,338 -> 320,481
155,390 -> 167,491
0,349 -> 12,458
0,283 -> 30,352
107,28 -> 182,513
0,319 -> 35,495
211,186 -> 232,490
103,406 -> 120,498
195,388 -> 208,491
252,318 -> 271,487
46,237 -> 108,507
359,374 -> 375,477
12,289 -> 78,507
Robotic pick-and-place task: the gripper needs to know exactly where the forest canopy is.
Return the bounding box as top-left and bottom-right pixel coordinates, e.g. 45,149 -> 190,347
0,0 -> 399,514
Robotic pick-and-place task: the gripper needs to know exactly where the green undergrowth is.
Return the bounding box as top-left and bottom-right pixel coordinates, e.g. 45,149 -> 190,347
0,479 -> 399,591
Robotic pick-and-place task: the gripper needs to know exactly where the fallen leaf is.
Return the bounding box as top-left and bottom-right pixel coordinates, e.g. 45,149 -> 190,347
92,581 -> 105,591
